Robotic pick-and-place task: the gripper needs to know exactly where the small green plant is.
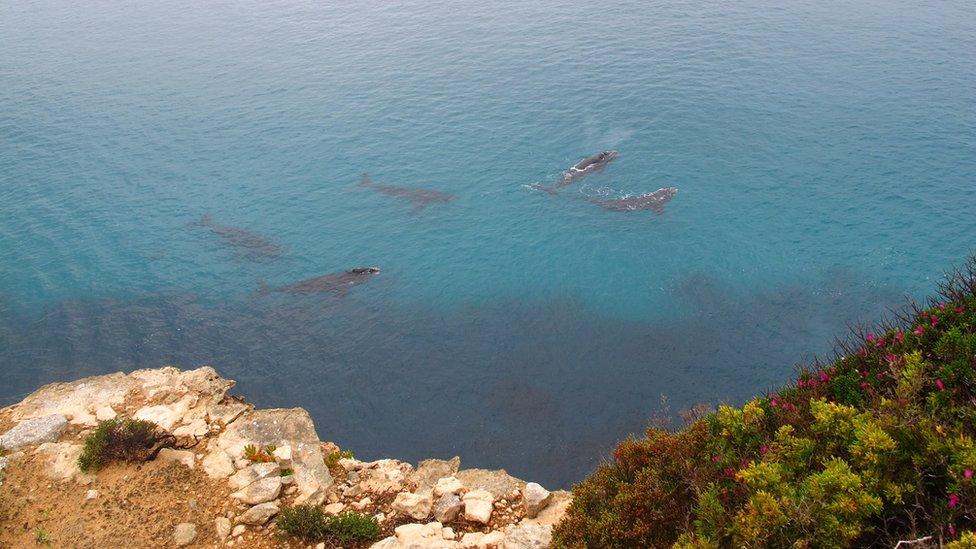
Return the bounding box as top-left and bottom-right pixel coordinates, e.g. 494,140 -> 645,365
277,506 -> 380,543
243,444 -> 276,463
326,449 -> 354,468
280,467 -> 294,476
34,527 -> 50,546
78,418 -> 175,472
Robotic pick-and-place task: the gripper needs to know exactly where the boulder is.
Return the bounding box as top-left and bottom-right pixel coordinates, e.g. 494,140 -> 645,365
228,462 -> 280,490
502,524 -> 552,548
460,531 -> 504,548
215,517 -> 232,539
324,502 -> 345,514
173,523 -> 197,546
411,457 -> 461,493
522,490 -> 571,527
216,408 -> 332,503
34,442 -> 88,482
157,448 -> 195,469
133,404 -> 185,431
521,483 -> 552,518
202,449 -> 236,478
94,406 -> 117,421
272,445 -> 293,467
359,459 -> 413,495
0,415 -> 67,451
462,489 -> 494,524
433,493 -> 462,523
456,469 -> 524,500
392,491 -> 432,520
231,524 -> 246,537
230,476 -> 281,504
173,418 -> 208,438
434,476 -> 465,497
238,502 -> 279,525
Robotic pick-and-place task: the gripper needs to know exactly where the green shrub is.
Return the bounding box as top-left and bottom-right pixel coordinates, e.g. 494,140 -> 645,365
77,418 -> 172,472
277,505 -> 380,544
243,444 -> 276,463
554,257 -> 976,548
326,449 -> 354,468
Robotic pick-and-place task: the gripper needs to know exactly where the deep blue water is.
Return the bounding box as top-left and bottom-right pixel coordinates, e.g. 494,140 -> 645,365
1,0 -> 974,487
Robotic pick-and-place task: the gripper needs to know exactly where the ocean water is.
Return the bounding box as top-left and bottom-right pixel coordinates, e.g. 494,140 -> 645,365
1,0 -> 974,487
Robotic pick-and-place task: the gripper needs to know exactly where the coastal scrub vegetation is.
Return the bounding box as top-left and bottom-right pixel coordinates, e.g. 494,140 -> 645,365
276,505 -> 380,544
77,418 -> 176,472
553,257 -> 976,548
243,443 -> 276,463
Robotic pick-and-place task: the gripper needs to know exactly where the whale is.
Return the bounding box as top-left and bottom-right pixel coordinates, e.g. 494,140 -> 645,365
190,214 -> 282,259
532,150 -> 619,194
258,267 -> 380,297
359,174 -> 454,211
591,187 -> 677,214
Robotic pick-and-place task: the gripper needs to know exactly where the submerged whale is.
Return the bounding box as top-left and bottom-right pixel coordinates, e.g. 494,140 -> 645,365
190,214 -> 282,259
532,150 -> 619,194
359,174 -> 454,211
259,267 -> 381,297
591,187 -> 678,214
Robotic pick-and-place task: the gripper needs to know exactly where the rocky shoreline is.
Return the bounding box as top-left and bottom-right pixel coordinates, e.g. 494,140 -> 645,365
0,366 -> 570,548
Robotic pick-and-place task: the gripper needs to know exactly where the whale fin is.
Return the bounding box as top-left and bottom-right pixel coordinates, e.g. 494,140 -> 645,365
650,203 -> 665,215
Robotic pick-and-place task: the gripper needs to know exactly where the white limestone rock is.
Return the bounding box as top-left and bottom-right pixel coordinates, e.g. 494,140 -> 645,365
231,476 -> 281,504
462,489 -> 494,524
433,493 -> 462,523
392,491 -> 433,521
502,523 -> 552,548
202,450 -> 236,479
238,502 -> 279,525
0,415 -> 67,451
228,462 -> 280,490
173,523 -> 197,546
215,517 -> 232,539
521,483 -> 552,519
434,476 -> 465,497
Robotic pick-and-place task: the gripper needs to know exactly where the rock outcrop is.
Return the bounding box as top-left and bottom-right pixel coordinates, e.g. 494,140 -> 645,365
0,366 -> 571,548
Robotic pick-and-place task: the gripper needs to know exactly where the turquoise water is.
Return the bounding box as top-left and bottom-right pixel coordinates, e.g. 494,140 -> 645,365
1,0 -> 974,487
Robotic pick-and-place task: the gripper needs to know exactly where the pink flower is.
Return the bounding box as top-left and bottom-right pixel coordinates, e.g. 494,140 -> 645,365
894,331 -> 905,343
936,379 -> 945,391
866,333 -> 875,343
885,354 -> 899,365
950,524 -> 957,537
876,337 -> 886,348
964,469 -> 973,480
931,315 -> 939,326
938,302 -> 947,311
914,325 -> 925,336
956,306 -> 966,315
770,397 -> 779,407
712,455 -> 720,463
948,494 -> 960,508
760,445 -> 769,456
819,371 -> 830,383
860,382 -> 871,391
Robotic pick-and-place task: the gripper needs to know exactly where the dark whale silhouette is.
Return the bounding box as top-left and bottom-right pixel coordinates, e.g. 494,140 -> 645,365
591,187 -> 678,214
190,214 -> 282,259
258,267 -> 381,297
359,174 -> 454,211
532,150 -> 619,194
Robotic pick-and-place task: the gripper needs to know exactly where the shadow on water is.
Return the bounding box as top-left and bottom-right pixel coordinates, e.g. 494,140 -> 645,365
0,270 -> 904,488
